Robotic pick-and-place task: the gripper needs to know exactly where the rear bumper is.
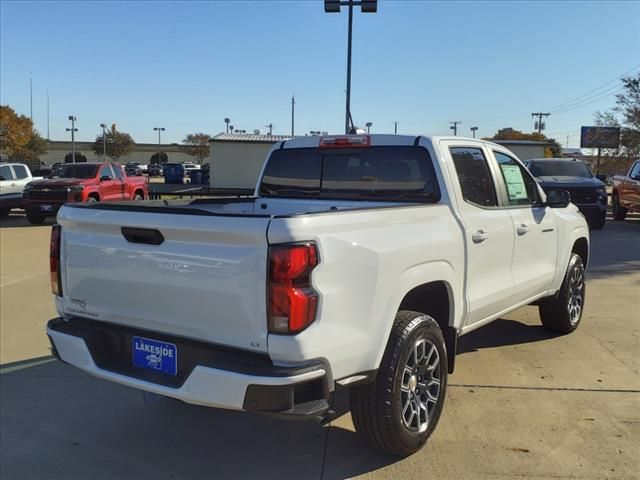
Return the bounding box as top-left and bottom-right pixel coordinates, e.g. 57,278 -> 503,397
47,317 -> 330,419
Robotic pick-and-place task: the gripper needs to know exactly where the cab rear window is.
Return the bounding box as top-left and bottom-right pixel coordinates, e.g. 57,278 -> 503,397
259,146 -> 440,203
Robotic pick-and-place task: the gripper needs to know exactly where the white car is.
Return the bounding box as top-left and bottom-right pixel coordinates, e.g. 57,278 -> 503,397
0,163 -> 42,216
46,135 -> 589,456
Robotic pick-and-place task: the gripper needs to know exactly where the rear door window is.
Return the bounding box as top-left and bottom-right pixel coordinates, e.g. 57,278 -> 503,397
13,165 -> 29,179
260,146 -> 439,202
450,147 -> 498,207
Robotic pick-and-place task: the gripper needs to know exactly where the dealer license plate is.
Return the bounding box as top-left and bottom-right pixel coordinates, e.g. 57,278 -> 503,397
132,336 -> 177,376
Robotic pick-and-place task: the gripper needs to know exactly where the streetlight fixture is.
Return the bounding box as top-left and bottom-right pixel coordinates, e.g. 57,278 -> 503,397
324,0 -> 378,134
365,121 -> 372,134
153,127 -> 165,164
470,126 -> 478,138
224,118 -> 230,134
100,123 -> 107,159
66,116 -> 77,163
310,130 -> 322,135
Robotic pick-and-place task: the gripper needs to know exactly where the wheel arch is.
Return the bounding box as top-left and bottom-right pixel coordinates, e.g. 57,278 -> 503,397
376,261 -> 462,375
572,237 -> 589,267
86,191 -> 100,201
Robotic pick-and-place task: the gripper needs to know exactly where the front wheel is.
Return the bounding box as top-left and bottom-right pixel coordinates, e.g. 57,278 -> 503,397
539,253 -> 585,334
612,193 -> 627,221
350,311 -> 447,457
26,212 -> 46,225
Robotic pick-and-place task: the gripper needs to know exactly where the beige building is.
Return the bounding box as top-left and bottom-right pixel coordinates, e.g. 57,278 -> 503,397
38,141 -> 194,165
492,140 -> 553,161
208,133 -> 294,190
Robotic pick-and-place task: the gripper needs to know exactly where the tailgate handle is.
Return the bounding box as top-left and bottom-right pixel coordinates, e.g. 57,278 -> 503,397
121,227 -> 164,245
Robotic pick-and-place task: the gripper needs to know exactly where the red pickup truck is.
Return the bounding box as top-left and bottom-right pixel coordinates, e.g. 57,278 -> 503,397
22,162 -> 148,224
611,159 -> 640,221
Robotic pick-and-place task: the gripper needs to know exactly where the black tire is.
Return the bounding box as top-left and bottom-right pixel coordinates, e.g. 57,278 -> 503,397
589,214 -> 606,230
612,192 -> 627,221
539,253 -> 585,334
350,311 -> 447,457
0,208 -> 10,217
134,193 -> 143,201
26,212 -> 46,225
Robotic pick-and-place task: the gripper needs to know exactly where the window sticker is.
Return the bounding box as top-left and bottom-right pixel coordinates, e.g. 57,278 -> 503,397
500,164 -> 528,201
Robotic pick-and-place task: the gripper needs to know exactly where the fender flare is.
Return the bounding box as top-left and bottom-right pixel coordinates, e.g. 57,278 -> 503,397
372,260 -> 463,370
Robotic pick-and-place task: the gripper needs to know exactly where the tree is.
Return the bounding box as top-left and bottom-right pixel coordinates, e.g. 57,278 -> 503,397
149,152 -> 168,164
182,133 -> 210,164
64,152 -> 88,163
487,128 -> 562,157
91,124 -> 135,161
0,105 -> 48,161
594,73 -> 640,163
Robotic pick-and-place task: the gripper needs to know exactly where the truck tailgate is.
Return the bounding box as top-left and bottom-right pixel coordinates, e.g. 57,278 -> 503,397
57,205 -> 271,353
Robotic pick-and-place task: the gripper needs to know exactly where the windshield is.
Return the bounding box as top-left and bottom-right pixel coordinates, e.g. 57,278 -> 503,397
260,146 -> 440,203
51,164 -> 99,179
528,161 -> 593,178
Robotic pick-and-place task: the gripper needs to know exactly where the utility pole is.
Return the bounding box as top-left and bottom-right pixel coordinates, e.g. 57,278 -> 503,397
46,89 -> 50,140
100,123 -> 107,159
470,126 -> 478,138
531,112 -> 550,134
66,116 -> 77,163
153,127 -> 165,163
394,121 -> 398,134
291,95 -> 295,137
566,133 -> 570,148
449,121 -> 461,136
29,73 -> 33,123
324,1 -> 377,134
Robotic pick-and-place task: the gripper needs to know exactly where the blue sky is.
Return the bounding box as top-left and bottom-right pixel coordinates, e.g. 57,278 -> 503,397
1,0 -> 639,146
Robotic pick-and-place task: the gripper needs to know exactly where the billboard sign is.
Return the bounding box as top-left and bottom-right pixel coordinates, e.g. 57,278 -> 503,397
580,126 -> 621,149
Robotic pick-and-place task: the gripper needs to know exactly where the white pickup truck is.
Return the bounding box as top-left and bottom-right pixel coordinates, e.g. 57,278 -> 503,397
46,135 -> 589,456
0,162 -> 41,216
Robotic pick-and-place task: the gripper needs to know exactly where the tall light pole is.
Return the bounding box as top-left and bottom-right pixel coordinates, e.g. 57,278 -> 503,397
46,89 -> 50,140
449,121 -> 461,136
324,0 -> 378,134
470,126 -> 478,138
394,121 -> 398,134
66,116 -> 77,163
154,127 -> 165,163
29,73 -> 33,123
266,123 -> 273,135
224,117 -> 230,134
100,123 -> 107,159
291,95 -> 295,136
365,121 -> 372,134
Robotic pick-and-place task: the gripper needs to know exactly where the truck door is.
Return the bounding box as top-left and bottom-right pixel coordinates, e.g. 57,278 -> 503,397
490,150 -> 557,298
443,142 -> 517,326
626,161 -> 640,212
0,164 -> 18,195
110,163 -> 126,199
97,165 -> 118,201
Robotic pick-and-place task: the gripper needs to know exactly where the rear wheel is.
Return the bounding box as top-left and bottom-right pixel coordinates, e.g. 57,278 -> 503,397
87,195 -> 98,203
612,192 -> 627,221
26,212 -> 46,225
134,193 -> 143,201
539,253 -> 585,334
350,311 -> 447,457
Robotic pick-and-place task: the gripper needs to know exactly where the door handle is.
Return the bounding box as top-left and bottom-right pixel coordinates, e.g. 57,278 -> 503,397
472,229 -> 489,244
517,224 -> 529,236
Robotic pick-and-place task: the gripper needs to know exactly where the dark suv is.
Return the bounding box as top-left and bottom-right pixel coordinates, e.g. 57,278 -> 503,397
524,158 -> 607,229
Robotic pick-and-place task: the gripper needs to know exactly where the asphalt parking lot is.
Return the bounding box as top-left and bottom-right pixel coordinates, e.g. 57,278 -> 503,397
1,211 -> 638,480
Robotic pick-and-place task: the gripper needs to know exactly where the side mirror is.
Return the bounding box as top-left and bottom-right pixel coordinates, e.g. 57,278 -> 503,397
100,175 -> 112,182
596,174 -> 607,182
547,190 -> 571,208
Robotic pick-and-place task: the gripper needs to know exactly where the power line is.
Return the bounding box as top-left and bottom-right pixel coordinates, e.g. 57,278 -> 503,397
543,64 -> 639,112
549,83 -> 624,113
552,87 -> 624,115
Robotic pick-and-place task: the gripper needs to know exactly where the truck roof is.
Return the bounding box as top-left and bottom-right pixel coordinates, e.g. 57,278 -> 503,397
280,134 -> 499,150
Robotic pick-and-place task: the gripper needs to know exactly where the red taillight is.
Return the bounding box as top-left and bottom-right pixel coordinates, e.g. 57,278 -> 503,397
319,135 -> 370,148
268,243 -> 319,334
50,224 -> 62,296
